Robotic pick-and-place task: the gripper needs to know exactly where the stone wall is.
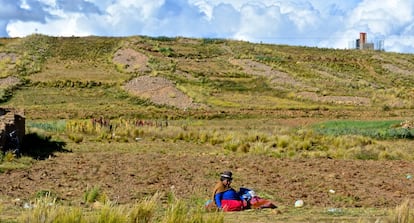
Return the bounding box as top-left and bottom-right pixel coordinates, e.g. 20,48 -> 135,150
0,108 -> 25,152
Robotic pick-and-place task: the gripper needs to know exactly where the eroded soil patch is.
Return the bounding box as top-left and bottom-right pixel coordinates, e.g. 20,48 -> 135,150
113,48 -> 150,73
229,59 -> 309,90
0,76 -> 20,88
124,75 -> 201,109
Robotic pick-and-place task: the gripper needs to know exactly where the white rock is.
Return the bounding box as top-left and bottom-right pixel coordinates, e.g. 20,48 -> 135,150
294,199 -> 304,208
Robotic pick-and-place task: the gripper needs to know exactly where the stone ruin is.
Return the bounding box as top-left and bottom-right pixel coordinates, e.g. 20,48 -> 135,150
0,108 -> 25,153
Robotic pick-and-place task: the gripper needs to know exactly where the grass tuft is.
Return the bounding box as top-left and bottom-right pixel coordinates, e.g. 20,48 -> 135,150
17,191 -> 223,223
129,192 -> 161,223
386,199 -> 413,223
83,186 -> 102,204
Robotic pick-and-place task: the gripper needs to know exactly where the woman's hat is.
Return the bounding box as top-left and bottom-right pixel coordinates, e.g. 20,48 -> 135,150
221,171 -> 233,180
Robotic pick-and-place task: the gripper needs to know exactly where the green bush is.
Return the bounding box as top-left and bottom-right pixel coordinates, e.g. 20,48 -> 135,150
68,134 -> 84,143
83,186 -> 102,203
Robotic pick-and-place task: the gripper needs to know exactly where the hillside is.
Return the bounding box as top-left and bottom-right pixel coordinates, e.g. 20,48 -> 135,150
1,35 -> 414,222
0,34 -> 413,120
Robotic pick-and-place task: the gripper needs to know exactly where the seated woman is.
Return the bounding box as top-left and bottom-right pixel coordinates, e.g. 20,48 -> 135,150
210,171 -> 245,212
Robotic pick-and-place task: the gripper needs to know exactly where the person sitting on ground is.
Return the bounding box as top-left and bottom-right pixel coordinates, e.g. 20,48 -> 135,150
210,171 -> 245,212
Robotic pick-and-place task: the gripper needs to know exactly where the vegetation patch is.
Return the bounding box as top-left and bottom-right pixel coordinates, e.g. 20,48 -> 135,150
312,120 -> 414,140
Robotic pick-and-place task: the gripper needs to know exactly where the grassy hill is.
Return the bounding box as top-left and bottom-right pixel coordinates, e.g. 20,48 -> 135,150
1,35 -> 414,222
0,34 -> 413,120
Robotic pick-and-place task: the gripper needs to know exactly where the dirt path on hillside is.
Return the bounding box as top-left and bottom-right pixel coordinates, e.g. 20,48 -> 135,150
0,149 -> 413,210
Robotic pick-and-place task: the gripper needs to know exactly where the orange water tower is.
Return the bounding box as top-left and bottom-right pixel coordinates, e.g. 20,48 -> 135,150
360,32 -> 367,48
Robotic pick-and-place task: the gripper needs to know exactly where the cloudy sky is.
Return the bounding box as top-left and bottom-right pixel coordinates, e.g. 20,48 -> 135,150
1,0 -> 414,53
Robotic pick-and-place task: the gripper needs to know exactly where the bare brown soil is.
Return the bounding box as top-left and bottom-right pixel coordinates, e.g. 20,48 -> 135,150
114,48 -> 201,109
296,92 -> 371,106
1,145 -> 414,210
124,75 -> 202,109
0,76 -> 20,88
113,48 -> 150,73
229,59 -> 309,90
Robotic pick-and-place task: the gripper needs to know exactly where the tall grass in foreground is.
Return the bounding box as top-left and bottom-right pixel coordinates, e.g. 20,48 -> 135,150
19,195 -> 84,223
385,199 -> 413,223
26,118 -> 414,161
162,193 -> 224,223
356,200 -> 414,223
15,194 -> 414,223
128,192 -> 161,223
18,192 -> 224,223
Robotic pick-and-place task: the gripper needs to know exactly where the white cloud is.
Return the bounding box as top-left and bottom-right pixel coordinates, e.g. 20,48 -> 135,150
347,0 -> 414,34
209,3 -> 240,35
234,4 -> 290,42
7,13 -> 95,37
1,0 -> 414,53
386,35 -> 414,53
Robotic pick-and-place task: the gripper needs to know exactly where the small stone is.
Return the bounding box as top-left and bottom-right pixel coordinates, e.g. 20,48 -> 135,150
294,199 -> 304,208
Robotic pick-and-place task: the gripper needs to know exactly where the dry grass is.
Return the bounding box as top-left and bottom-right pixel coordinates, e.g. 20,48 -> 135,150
17,192 -> 223,223
385,199 -> 413,223
30,60 -> 131,84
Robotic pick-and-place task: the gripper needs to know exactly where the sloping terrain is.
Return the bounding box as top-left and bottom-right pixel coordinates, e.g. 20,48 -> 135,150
0,35 -> 413,114
0,35 -> 414,221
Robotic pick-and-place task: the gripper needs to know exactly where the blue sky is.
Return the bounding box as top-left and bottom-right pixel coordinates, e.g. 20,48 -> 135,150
1,0 -> 414,53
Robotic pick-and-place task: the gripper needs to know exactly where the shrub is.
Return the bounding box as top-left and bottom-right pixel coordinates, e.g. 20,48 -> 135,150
249,141 -> 270,155
129,192 -> 161,223
19,195 -> 85,223
198,131 -> 209,143
237,142 -> 250,153
209,132 -> 223,145
223,139 -> 240,152
3,151 -> 15,162
161,198 -> 224,223
83,186 -> 102,203
277,135 -> 291,148
162,199 -> 187,223
246,131 -> 269,143
68,134 -> 84,143
94,206 -> 127,223
348,146 -> 379,160
35,190 -> 57,199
